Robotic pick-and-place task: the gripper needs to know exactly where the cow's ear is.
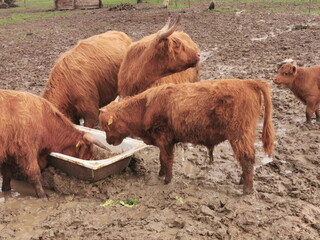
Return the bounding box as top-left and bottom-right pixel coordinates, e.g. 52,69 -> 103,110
292,66 -> 297,74
99,107 -> 106,113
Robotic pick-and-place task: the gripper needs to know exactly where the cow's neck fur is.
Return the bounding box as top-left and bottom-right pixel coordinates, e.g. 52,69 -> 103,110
118,39 -> 171,96
42,105 -> 83,153
115,97 -> 146,137
41,78 -> 72,116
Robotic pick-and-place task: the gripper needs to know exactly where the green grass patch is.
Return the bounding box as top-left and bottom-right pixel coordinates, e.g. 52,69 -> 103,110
0,11 -> 76,25
9,0 -> 54,10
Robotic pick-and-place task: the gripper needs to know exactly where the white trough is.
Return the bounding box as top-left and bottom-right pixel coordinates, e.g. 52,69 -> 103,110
47,125 -> 148,182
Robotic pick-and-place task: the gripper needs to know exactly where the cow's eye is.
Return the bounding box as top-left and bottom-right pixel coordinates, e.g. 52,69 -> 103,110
284,72 -> 288,76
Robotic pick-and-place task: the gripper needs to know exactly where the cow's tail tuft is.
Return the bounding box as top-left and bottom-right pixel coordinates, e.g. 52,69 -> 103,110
251,80 -> 275,157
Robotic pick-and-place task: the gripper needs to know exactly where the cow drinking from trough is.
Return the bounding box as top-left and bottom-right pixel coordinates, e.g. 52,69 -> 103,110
0,90 -> 107,198
117,16 -> 201,97
42,31 -> 132,127
274,59 -> 320,123
99,79 -> 275,195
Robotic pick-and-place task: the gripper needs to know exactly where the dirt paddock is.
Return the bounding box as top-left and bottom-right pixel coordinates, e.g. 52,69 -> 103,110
0,2 -> 320,239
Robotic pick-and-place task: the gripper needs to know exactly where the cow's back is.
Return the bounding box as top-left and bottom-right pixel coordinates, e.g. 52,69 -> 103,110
43,31 -> 132,111
144,80 -> 262,144
0,90 -> 46,159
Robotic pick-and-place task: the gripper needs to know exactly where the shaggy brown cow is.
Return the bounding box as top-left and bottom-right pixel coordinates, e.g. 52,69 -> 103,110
118,16 -> 200,97
42,31 -> 132,127
99,79 -> 274,195
0,90 -> 106,198
274,59 -> 320,123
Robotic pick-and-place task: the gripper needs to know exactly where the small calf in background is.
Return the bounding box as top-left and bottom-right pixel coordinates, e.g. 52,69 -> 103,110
274,59 -> 320,123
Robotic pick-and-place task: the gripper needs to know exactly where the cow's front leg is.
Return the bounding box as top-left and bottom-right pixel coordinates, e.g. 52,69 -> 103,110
158,144 -> 174,184
1,163 -> 12,191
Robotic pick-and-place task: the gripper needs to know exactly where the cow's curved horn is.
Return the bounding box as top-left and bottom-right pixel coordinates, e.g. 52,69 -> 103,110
114,96 -> 123,102
292,60 -> 297,67
99,108 -> 106,113
160,17 -> 171,32
276,61 -> 285,70
158,16 -> 181,40
83,133 -> 107,149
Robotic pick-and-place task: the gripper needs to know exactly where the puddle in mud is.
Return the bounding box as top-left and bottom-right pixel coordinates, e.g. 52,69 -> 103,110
0,177 -> 56,202
200,51 -> 214,63
181,160 -> 201,178
251,35 -> 268,41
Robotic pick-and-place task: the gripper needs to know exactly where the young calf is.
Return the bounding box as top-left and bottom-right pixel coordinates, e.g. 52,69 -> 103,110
274,59 -> 320,123
0,90 -> 106,198
99,79 -> 274,195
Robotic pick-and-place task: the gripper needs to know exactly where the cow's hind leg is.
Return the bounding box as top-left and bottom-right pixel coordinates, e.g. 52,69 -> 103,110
1,163 -> 13,191
230,139 -> 255,195
305,97 -> 318,123
315,102 -> 320,122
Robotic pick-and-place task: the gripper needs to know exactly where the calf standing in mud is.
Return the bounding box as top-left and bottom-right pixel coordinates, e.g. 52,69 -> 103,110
274,59 -> 320,123
99,79 -> 275,195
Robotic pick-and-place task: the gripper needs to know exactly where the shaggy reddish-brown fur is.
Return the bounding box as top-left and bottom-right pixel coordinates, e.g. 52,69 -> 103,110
42,31 -> 132,127
0,90 -> 99,198
274,61 -> 320,123
99,79 -> 275,195
118,22 -> 200,97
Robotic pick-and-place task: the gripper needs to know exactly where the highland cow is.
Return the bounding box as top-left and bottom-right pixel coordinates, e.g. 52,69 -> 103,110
99,79 -> 274,194
274,59 -> 320,123
118,16 -> 200,97
42,31 -> 132,127
0,90 -> 106,198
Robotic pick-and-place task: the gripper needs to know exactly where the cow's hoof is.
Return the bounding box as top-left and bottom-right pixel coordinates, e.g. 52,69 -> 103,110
158,170 -> 165,177
164,178 -> 171,185
2,186 -> 11,192
238,176 -> 244,185
243,187 -> 254,195
37,191 -> 48,199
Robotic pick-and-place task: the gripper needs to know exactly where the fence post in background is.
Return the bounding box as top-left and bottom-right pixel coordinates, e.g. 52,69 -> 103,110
309,0 -> 311,14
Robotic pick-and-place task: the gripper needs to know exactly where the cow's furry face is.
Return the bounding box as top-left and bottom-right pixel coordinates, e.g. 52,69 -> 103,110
99,111 -> 128,146
160,37 -> 200,76
274,62 -> 297,85
62,140 -> 94,160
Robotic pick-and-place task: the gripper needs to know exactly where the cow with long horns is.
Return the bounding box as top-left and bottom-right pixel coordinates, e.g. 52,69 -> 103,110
118,16 -> 201,97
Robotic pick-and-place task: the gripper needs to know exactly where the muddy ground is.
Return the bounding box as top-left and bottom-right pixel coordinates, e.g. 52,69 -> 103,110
0,1 -> 320,239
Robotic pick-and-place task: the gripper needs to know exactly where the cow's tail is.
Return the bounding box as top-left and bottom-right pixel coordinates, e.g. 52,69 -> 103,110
250,79 -> 275,157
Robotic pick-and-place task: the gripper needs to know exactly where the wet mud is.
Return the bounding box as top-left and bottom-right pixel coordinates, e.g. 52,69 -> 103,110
0,2 -> 320,239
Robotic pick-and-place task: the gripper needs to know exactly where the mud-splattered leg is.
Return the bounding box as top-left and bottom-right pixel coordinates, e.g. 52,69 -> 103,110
207,147 -> 214,164
230,137 -> 255,195
315,103 -> 320,122
158,144 -> 174,184
1,163 -> 12,191
19,155 -> 47,198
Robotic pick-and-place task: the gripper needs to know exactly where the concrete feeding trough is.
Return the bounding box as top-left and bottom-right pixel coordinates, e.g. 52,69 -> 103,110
47,125 -> 148,182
